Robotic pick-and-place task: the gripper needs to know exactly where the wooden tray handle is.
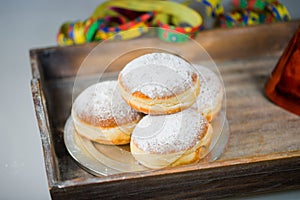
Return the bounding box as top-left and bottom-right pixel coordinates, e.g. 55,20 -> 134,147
31,78 -> 60,188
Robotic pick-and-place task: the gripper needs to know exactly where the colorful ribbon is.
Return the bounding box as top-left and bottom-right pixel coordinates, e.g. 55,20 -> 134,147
57,0 -> 203,45
219,0 -> 291,28
57,0 -> 290,46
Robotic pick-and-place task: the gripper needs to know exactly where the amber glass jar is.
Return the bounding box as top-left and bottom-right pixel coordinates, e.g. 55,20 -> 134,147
265,26 -> 300,115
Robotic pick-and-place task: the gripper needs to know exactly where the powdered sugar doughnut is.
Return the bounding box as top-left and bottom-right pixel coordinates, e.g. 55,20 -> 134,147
118,53 -> 200,115
130,109 -> 212,169
71,81 -> 143,145
191,65 -> 223,121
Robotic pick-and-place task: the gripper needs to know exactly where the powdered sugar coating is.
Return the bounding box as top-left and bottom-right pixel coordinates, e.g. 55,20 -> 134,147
131,109 -> 208,154
191,65 -> 223,115
119,53 -> 198,99
72,81 -> 142,127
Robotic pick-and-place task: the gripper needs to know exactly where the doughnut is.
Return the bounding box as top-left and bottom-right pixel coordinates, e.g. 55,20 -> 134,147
130,108 -> 213,169
118,53 -> 200,115
71,80 -> 143,145
191,65 -> 223,121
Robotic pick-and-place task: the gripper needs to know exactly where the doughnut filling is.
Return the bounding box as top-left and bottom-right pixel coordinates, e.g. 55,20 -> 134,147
191,65 -> 224,121
71,81 -> 143,145
118,53 -> 200,115
130,109 -> 212,169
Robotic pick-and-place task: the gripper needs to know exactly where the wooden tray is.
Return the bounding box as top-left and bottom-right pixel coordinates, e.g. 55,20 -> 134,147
30,21 -> 300,199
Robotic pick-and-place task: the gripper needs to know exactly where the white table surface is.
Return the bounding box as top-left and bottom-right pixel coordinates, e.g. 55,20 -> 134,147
0,0 -> 299,199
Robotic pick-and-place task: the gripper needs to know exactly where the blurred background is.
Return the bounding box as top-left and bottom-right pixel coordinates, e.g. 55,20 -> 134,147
0,0 -> 299,199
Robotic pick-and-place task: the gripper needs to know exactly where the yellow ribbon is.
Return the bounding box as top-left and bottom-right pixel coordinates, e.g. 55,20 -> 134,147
57,0 -> 203,45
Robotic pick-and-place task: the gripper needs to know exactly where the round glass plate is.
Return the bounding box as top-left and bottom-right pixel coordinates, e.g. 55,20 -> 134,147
64,111 -> 230,176
65,28 -> 230,176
